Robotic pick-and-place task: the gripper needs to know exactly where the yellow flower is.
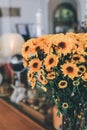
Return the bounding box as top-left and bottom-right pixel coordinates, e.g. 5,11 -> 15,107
44,53 -> 58,70
78,65 -> 86,75
46,71 -> 56,80
23,59 -> 28,67
78,112 -> 83,119
73,80 -> 80,86
37,34 -> 53,54
55,98 -> 60,103
62,102 -> 68,109
72,54 -> 85,63
61,62 -> 78,79
30,77 -> 37,89
27,70 -> 34,82
82,72 -> 87,81
29,58 -> 42,72
21,41 -> 31,60
58,80 -> 68,89
39,69 -> 45,75
51,34 -> 75,55
22,38 -> 38,59
38,73 -> 48,85
31,39 -> 45,55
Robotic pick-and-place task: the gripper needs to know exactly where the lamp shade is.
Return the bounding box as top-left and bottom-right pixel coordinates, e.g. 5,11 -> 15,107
0,33 -> 25,57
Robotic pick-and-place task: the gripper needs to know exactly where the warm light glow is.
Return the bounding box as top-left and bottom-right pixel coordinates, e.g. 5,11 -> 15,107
0,33 -> 25,57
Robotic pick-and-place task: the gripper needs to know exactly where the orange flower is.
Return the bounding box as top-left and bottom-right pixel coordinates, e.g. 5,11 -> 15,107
72,54 -> 85,63
21,41 -> 31,60
46,71 -> 56,80
29,58 -> 42,72
30,77 -> 37,89
58,80 -> 68,89
61,62 -> 78,79
43,53 -> 58,70
37,35 -> 53,54
27,70 -> 34,82
38,73 -> 48,85
82,72 -> 87,81
62,102 -> 68,109
78,65 -> 86,74
50,34 -> 75,55
23,59 -> 28,67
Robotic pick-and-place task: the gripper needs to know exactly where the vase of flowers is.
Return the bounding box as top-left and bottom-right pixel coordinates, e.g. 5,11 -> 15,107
22,32 -> 87,130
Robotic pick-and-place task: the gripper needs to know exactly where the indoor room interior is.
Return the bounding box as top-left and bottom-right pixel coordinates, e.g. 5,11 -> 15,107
0,0 -> 87,130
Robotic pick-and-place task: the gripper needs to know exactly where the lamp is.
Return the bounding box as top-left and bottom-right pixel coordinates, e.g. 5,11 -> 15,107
0,33 -> 25,57
0,33 -> 25,85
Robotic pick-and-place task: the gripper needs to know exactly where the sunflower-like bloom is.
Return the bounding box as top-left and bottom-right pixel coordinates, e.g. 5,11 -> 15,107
58,80 -> 68,89
30,77 -> 37,89
82,72 -> 87,81
72,54 -> 85,64
62,102 -> 68,109
23,59 -> 28,67
73,33 -> 86,54
78,65 -> 86,75
77,112 -> 83,119
29,58 -> 42,72
38,69 -> 45,75
66,32 -> 76,38
61,62 -> 78,79
51,34 -> 75,55
38,73 -> 48,85
73,80 -> 80,86
37,34 -> 53,54
46,71 -> 56,80
31,38 -> 45,55
84,43 -> 87,55
43,53 -> 58,70
22,38 -> 37,59
27,70 -> 36,89
21,41 -> 31,60
27,70 -> 35,84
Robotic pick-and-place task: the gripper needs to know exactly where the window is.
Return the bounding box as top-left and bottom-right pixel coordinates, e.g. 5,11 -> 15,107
0,7 -> 20,17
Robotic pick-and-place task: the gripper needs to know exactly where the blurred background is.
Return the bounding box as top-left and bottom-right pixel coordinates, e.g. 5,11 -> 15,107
0,0 -> 87,130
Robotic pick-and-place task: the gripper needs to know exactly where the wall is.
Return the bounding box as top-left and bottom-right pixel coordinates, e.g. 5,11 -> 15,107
0,0 -> 49,36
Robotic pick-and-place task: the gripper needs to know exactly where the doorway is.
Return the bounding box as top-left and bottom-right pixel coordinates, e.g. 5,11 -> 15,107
53,3 -> 77,33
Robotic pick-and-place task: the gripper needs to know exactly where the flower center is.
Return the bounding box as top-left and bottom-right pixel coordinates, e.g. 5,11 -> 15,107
64,104 -> 67,107
29,74 -> 31,77
67,66 -> 74,72
33,62 -> 38,68
49,58 -> 54,64
73,56 -> 80,61
58,42 -> 66,49
40,75 -> 43,80
79,67 -> 84,72
36,46 -> 40,51
60,82 -> 66,86
25,46 -> 29,51
85,47 -> 87,52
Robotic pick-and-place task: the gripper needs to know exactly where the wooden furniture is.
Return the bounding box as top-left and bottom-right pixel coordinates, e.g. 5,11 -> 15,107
0,99 -> 46,130
19,101 -> 47,123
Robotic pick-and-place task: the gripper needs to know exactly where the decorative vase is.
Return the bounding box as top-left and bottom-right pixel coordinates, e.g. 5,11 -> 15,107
53,106 -> 62,130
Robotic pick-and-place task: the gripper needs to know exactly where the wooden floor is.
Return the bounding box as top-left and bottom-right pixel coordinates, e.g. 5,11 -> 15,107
0,99 -> 46,130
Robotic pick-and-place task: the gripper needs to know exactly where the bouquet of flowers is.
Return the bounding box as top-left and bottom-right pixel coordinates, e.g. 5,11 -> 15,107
22,32 -> 87,129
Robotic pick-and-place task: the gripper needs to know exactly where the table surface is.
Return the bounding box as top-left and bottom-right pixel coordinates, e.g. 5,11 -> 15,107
0,99 -> 46,130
